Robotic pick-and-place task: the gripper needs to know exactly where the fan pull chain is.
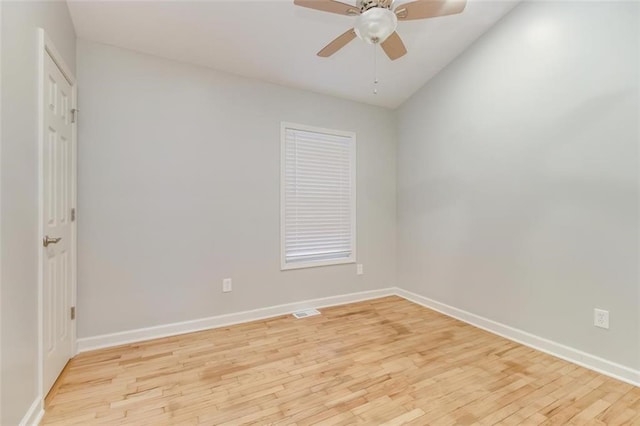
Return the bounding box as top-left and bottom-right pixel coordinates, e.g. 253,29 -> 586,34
373,44 -> 379,95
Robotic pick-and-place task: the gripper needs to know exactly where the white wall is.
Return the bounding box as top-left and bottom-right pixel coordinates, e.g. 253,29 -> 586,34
397,1 -> 639,370
76,40 -> 397,338
0,1 -> 76,424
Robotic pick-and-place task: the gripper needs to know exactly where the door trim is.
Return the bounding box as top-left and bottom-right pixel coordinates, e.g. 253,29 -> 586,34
0,1 -> 3,422
37,28 -> 77,403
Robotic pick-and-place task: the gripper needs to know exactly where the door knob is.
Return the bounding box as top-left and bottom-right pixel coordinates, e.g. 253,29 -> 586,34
43,236 -> 62,247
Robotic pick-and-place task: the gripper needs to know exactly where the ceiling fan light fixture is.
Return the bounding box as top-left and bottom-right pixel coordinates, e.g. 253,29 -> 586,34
354,7 -> 398,44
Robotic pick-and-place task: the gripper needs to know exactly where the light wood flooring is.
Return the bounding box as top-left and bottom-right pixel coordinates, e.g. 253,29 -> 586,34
43,296 -> 640,425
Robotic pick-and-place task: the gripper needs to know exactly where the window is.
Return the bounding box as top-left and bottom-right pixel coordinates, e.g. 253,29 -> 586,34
281,122 -> 356,270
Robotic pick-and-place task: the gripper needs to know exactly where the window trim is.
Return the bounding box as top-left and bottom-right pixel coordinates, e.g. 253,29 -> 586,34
280,121 -> 357,271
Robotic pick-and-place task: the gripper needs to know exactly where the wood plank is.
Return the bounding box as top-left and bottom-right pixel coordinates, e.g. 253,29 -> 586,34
42,296 -> 640,425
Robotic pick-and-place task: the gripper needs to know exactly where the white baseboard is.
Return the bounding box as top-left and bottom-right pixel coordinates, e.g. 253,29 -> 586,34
75,285 -> 639,388
19,397 -> 43,426
395,287 -> 640,387
77,287 -> 396,353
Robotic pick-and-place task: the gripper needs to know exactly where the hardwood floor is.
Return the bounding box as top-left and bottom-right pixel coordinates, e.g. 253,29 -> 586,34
43,296 -> 639,425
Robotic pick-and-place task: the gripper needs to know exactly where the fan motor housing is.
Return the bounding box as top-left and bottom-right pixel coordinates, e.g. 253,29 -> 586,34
358,0 -> 393,12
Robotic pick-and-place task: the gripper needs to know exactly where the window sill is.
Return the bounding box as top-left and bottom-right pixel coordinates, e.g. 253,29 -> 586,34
281,257 -> 355,271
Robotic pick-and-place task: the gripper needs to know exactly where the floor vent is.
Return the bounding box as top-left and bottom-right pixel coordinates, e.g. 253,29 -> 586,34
292,308 -> 321,319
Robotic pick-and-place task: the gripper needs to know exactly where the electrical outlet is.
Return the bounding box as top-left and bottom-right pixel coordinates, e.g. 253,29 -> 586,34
356,264 -> 364,275
594,308 -> 609,329
222,278 -> 232,293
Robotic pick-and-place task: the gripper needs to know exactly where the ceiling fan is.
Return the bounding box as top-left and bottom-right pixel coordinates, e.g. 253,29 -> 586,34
294,0 -> 467,60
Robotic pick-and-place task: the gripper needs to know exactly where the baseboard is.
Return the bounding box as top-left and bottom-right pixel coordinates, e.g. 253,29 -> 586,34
19,397 -> 43,426
395,287 -> 640,387
76,285 -> 639,388
77,287 -> 396,353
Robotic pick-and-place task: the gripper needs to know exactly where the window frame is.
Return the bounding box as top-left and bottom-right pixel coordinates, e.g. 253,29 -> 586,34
280,121 -> 357,271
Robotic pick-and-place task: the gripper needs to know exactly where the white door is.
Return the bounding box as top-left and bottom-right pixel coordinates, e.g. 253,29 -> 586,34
42,50 -> 74,394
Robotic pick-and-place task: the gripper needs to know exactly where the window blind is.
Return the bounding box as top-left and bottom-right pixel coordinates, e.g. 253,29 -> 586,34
282,125 -> 355,268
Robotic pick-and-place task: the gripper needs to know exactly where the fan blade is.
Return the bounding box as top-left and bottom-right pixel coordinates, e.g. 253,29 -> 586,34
381,31 -> 407,60
317,29 -> 357,57
294,0 -> 360,16
395,0 -> 466,20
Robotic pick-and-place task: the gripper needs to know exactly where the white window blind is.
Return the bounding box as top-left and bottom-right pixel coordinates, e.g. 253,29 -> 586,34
281,123 -> 356,270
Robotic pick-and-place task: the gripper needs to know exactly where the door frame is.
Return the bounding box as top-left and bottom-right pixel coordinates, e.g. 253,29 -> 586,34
37,28 -> 77,401
0,0 -> 3,422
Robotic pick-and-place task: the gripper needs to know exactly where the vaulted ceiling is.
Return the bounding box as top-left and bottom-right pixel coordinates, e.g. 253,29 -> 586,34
67,0 -> 519,108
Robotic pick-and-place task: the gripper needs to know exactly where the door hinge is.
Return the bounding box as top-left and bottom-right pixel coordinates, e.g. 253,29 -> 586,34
71,306 -> 76,320
71,208 -> 76,222
71,108 -> 78,124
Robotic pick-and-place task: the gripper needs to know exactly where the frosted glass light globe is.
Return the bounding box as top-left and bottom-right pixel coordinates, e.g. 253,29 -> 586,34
354,7 -> 398,44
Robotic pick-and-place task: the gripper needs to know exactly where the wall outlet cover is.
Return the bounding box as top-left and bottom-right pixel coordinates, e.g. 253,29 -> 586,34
222,278 -> 232,293
594,308 -> 609,329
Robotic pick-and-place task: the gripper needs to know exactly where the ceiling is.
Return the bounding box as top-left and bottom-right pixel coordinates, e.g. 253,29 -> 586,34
67,0 -> 519,109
